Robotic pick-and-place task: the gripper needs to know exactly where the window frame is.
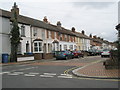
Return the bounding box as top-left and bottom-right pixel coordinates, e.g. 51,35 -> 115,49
33,41 -> 43,53
21,25 -> 25,37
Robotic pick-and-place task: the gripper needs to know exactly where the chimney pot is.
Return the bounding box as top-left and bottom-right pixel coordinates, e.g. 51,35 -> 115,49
89,34 -> 92,38
43,16 -> 48,23
93,35 -> 96,39
57,21 -> 61,27
81,30 -> 85,35
72,27 -> 75,32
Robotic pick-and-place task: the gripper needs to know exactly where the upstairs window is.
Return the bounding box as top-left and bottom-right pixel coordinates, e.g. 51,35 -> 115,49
60,34 -> 62,41
65,35 -> 67,41
54,32 -> 57,39
48,31 -> 51,39
33,28 -> 37,36
21,25 -> 25,37
42,30 -> 45,39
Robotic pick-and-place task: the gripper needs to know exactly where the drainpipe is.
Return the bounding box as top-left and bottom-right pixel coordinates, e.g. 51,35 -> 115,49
30,25 -> 33,53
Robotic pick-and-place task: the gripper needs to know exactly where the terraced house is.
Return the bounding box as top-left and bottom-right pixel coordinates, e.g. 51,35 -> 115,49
0,3 -> 92,61
1,3 -> 116,62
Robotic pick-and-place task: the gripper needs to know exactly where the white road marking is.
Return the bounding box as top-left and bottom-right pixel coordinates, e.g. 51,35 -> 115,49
1,72 -> 10,74
61,74 -> 72,77
28,73 -> 39,75
43,73 -> 56,76
8,73 -> 19,76
40,75 -> 54,78
13,72 -> 24,74
61,74 -> 67,75
19,67 -> 36,71
24,74 -> 36,77
58,76 -> 73,78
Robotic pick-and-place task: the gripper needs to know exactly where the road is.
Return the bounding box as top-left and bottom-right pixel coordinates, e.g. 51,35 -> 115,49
2,56 -> 119,88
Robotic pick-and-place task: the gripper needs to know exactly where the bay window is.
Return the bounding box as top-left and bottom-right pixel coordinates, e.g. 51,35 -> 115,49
34,41 -> 43,53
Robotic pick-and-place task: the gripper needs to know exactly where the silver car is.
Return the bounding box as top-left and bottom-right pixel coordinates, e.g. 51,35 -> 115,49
101,50 -> 110,57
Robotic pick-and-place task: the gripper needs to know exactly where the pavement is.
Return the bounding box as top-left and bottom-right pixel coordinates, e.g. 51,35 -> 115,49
0,58 -> 56,66
72,60 -> 120,79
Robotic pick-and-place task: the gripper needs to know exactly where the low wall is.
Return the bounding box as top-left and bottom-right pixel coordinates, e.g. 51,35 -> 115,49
34,53 -> 54,60
43,53 -> 53,59
17,56 -> 34,62
34,53 -> 43,60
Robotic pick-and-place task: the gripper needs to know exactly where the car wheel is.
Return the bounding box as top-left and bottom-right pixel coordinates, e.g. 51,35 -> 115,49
77,55 -> 80,58
65,56 -> 68,60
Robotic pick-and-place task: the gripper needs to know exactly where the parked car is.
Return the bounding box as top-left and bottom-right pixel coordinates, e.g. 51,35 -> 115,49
72,50 -> 84,58
87,49 -> 96,56
95,50 -> 103,55
55,51 -> 73,60
101,50 -> 110,57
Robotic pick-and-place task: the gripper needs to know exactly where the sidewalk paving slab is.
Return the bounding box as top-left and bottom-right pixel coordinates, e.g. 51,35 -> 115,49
72,61 -> 120,79
0,58 -> 56,66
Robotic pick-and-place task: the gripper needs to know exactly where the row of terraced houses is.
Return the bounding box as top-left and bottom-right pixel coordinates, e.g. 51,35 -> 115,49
0,4 -> 116,62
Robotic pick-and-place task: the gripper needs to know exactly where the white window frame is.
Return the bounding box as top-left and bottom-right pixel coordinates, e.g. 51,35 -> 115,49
21,25 -> 25,37
48,31 -> 51,39
33,41 -> 43,53
64,45 -> 67,50
65,35 -> 67,41
54,32 -> 57,39
33,27 -> 37,36
42,30 -> 45,40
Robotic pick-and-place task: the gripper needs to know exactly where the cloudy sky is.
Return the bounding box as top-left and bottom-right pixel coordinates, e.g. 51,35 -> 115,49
0,0 -> 119,42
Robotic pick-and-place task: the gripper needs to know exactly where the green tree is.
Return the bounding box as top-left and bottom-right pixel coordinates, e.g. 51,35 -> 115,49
10,3 -> 21,62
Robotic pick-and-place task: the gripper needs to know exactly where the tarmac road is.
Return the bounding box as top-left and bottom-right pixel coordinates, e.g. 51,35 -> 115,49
2,56 -> 119,88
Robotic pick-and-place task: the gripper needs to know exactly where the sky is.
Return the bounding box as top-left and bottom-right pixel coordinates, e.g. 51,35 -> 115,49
0,0 -> 119,42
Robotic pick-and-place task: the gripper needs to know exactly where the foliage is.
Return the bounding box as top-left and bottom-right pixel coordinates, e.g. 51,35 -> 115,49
10,6 -> 21,62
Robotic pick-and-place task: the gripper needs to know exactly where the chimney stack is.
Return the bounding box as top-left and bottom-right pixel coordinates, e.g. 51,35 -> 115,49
43,16 -> 48,23
57,21 -> 61,27
93,35 -> 97,39
101,38 -> 104,40
81,30 -> 85,35
11,2 -> 19,19
71,27 -> 75,32
98,37 -> 100,39
89,34 -> 92,38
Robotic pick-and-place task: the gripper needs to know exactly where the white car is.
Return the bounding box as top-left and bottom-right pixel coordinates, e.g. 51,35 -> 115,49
101,50 -> 110,57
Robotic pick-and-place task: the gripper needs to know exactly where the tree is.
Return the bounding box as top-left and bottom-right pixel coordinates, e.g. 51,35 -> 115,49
10,3 -> 21,62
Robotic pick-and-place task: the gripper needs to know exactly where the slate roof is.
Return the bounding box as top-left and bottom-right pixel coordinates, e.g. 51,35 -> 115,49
74,32 -> 90,39
0,9 -> 59,32
0,8 -> 90,39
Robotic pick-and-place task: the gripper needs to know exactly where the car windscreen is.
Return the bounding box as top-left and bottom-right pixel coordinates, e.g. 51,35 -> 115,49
56,51 -> 65,54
